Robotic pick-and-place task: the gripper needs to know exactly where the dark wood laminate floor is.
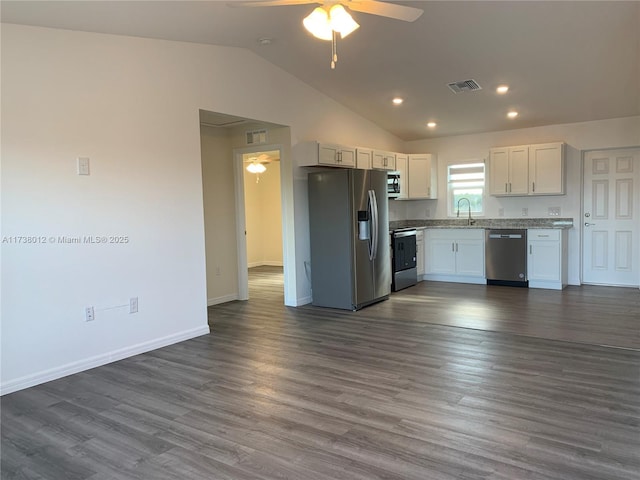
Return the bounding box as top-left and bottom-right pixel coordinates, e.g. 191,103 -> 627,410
2,267 -> 639,479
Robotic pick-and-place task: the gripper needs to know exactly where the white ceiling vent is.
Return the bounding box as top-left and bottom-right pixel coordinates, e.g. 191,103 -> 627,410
447,79 -> 482,94
246,129 -> 268,145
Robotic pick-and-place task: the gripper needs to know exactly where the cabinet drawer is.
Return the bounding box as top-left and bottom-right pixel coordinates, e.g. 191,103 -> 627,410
528,229 -> 560,241
428,228 -> 483,240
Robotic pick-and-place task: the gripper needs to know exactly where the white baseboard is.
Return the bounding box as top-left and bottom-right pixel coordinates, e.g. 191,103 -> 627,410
529,280 -> 565,290
294,295 -> 312,306
207,293 -> 239,306
248,261 -> 283,268
423,274 -> 487,285
0,325 -> 210,396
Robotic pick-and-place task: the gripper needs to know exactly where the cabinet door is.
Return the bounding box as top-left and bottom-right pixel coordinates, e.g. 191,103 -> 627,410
529,143 -> 564,195
509,146 -> 529,195
426,237 -> 457,274
408,154 -> 435,199
318,144 -> 355,167
372,151 -> 396,170
356,148 -> 372,170
416,230 -> 425,276
489,148 -> 510,195
394,154 -> 409,199
528,230 -> 561,281
339,147 -> 356,167
318,144 -> 340,166
384,153 -> 396,171
455,239 -> 485,277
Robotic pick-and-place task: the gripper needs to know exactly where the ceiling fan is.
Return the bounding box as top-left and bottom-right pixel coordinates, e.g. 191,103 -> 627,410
229,1 -> 424,69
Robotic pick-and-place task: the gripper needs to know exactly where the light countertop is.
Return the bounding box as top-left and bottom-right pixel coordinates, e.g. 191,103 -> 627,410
390,218 -> 573,230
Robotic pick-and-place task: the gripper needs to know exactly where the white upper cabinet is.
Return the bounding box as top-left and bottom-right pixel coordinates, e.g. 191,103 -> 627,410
489,145 -> 529,195
394,153 -> 409,199
372,150 -> 396,170
297,142 -> 356,168
356,148 -> 373,170
407,154 -> 437,199
489,142 -> 565,196
489,146 -> 529,195
529,143 -> 565,195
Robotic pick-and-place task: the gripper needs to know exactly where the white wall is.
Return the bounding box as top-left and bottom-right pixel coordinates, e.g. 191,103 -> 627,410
402,116 -> 640,285
200,126 -> 238,305
1,24 -> 402,393
244,162 -> 283,268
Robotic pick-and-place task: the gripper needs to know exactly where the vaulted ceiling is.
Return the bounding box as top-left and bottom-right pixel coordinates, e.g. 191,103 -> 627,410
3,1 -> 639,140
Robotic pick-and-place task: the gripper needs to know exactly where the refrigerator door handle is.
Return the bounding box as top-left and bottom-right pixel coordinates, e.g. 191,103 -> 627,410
368,189 -> 379,260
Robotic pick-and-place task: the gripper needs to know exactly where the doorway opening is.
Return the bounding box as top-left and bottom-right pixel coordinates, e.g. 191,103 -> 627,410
199,109 -> 294,308
240,149 -> 284,302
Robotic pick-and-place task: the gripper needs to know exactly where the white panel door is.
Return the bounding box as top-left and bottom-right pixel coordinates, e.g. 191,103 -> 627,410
583,148 -> 640,286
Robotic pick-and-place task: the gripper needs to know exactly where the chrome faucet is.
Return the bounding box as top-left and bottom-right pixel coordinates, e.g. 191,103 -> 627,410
456,197 -> 475,226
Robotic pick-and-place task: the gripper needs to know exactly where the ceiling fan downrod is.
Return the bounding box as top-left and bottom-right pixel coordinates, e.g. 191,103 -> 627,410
331,30 -> 337,69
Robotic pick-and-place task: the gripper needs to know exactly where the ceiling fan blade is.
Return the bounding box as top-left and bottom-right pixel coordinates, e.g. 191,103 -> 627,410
346,1 -> 423,22
227,0 -> 316,7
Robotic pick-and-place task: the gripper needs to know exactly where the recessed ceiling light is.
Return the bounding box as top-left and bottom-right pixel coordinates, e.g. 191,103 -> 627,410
427,122 -> 437,128
392,97 -> 403,105
496,85 -> 509,94
507,111 -> 518,118
257,37 -> 273,46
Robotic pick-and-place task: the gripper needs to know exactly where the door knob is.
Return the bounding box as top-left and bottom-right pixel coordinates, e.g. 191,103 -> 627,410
584,213 -> 591,217
584,222 -> 596,227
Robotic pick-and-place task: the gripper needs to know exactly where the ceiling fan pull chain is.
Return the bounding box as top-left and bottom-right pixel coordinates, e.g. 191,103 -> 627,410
331,30 -> 337,69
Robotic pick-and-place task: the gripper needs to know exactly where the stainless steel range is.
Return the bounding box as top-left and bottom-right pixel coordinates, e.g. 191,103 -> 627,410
391,229 -> 417,291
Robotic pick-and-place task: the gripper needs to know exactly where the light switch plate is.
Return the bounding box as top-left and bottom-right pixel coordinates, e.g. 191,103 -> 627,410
77,157 -> 90,175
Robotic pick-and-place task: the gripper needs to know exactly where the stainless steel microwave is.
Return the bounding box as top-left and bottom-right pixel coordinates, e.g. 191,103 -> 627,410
387,171 -> 401,198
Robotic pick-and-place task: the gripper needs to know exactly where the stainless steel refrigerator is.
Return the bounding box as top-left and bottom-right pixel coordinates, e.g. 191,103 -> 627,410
308,169 -> 391,310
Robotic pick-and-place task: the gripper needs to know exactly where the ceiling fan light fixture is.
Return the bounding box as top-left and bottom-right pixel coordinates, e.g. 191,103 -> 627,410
303,7 -> 332,40
303,4 -> 359,41
246,162 -> 267,174
329,4 -> 359,38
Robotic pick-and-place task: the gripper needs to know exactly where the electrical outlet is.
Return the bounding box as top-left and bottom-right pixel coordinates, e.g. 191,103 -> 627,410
215,266 -> 221,276
129,297 -> 138,314
548,206 -> 561,216
85,306 -> 95,322
424,208 -> 431,218
522,208 -> 528,216
498,208 -> 504,217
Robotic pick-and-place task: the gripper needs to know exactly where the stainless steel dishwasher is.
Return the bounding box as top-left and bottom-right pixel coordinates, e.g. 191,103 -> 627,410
485,229 -> 528,287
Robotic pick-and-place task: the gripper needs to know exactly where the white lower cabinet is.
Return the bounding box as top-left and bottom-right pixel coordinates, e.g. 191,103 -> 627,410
416,229 -> 425,278
527,229 -> 568,290
424,229 -> 485,284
